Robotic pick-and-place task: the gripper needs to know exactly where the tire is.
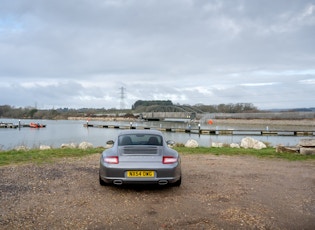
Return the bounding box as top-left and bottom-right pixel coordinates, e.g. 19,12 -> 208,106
99,174 -> 108,186
172,176 -> 181,187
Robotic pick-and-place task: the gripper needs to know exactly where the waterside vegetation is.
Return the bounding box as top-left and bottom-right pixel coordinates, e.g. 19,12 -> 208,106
1,146 -> 314,167
2,102 -> 314,122
175,146 -> 315,161
0,147 -> 105,166
0,102 -> 261,120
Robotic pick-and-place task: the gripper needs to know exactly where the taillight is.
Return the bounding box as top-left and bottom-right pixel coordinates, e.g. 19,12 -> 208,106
104,156 -> 119,164
163,156 -> 178,164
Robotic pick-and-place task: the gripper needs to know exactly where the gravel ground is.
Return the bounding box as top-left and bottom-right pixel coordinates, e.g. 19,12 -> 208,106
1,154 -> 315,230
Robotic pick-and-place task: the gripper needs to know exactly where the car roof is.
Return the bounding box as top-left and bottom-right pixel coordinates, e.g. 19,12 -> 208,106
118,129 -> 163,136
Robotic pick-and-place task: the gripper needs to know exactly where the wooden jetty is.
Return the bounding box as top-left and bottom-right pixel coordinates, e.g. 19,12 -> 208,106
83,123 -> 315,136
0,123 -> 18,128
0,122 -> 47,129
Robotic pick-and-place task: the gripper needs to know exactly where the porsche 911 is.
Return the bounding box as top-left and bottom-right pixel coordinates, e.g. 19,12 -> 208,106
99,130 -> 181,186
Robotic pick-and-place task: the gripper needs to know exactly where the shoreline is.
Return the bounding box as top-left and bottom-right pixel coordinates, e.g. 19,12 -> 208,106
211,118 -> 315,126
68,116 -> 315,126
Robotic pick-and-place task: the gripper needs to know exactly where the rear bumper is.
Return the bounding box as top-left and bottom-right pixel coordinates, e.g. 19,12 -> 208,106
99,162 -> 181,185
100,176 -> 180,185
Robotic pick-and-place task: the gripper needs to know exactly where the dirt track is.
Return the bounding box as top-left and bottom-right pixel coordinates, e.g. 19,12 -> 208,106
1,154 -> 315,229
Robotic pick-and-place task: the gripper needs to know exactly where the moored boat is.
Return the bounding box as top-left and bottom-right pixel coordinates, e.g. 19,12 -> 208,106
30,122 -> 46,128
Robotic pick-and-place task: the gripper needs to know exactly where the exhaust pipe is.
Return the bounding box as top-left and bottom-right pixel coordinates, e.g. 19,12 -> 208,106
158,180 -> 168,185
113,180 -> 123,185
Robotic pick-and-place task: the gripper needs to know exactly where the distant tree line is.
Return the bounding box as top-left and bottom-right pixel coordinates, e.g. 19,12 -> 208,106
0,105 -> 132,119
131,100 -> 258,113
194,103 -> 258,113
132,100 -> 173,109
0,105 -> 67,120
1,102 -> 259,120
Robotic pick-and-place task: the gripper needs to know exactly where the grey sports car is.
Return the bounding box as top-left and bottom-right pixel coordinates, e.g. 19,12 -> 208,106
99,130 -> 181,186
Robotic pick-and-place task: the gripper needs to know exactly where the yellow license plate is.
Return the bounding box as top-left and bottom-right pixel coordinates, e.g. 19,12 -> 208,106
127,171 -> 155,177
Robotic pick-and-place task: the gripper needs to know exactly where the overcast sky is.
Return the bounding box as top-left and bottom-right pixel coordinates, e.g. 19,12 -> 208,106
1,0 -> 314,110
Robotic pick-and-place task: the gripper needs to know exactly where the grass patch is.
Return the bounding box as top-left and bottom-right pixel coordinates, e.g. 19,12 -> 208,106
0,147 -> 105,166
174,146 -> 315,161
0,146 -> 314,166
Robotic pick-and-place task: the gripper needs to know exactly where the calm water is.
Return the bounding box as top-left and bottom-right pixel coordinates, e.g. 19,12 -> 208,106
0,118 -> 312,150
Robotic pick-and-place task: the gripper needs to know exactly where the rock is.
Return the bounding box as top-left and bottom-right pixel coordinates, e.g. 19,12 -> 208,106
240,137 -> 267,149
14,146 -> 28,151
230,143 -> 240,148
184,139 -> 199,148
299,139 -> 315,147
40,145 -> 51,150
212,142 -> 224,148
61,143 -> 77,149
78,141 -> 93,149
299,147 -> 315,155
276,145 -> 299,153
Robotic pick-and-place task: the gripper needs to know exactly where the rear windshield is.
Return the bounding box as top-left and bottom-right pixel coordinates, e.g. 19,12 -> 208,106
118,134 -> 163,146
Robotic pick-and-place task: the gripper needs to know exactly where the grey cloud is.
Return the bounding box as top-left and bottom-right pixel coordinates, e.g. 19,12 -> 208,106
0,0 -> 314,109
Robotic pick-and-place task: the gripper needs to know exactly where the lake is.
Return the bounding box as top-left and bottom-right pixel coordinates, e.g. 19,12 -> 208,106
0,118 -> 312,150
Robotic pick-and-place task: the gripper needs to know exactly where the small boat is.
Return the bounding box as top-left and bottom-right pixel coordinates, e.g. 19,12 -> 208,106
29,122 -> 46,128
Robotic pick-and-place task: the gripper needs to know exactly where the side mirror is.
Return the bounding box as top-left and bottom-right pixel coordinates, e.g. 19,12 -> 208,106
166,140 -> 175,147
105,140 -> 114,148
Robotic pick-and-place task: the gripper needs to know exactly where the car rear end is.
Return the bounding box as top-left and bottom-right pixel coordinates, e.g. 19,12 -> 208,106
99,145 -> 181,186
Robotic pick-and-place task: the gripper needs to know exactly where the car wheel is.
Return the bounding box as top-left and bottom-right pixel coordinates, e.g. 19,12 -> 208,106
173,176 -> 181,187
99,174 -> 108,186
